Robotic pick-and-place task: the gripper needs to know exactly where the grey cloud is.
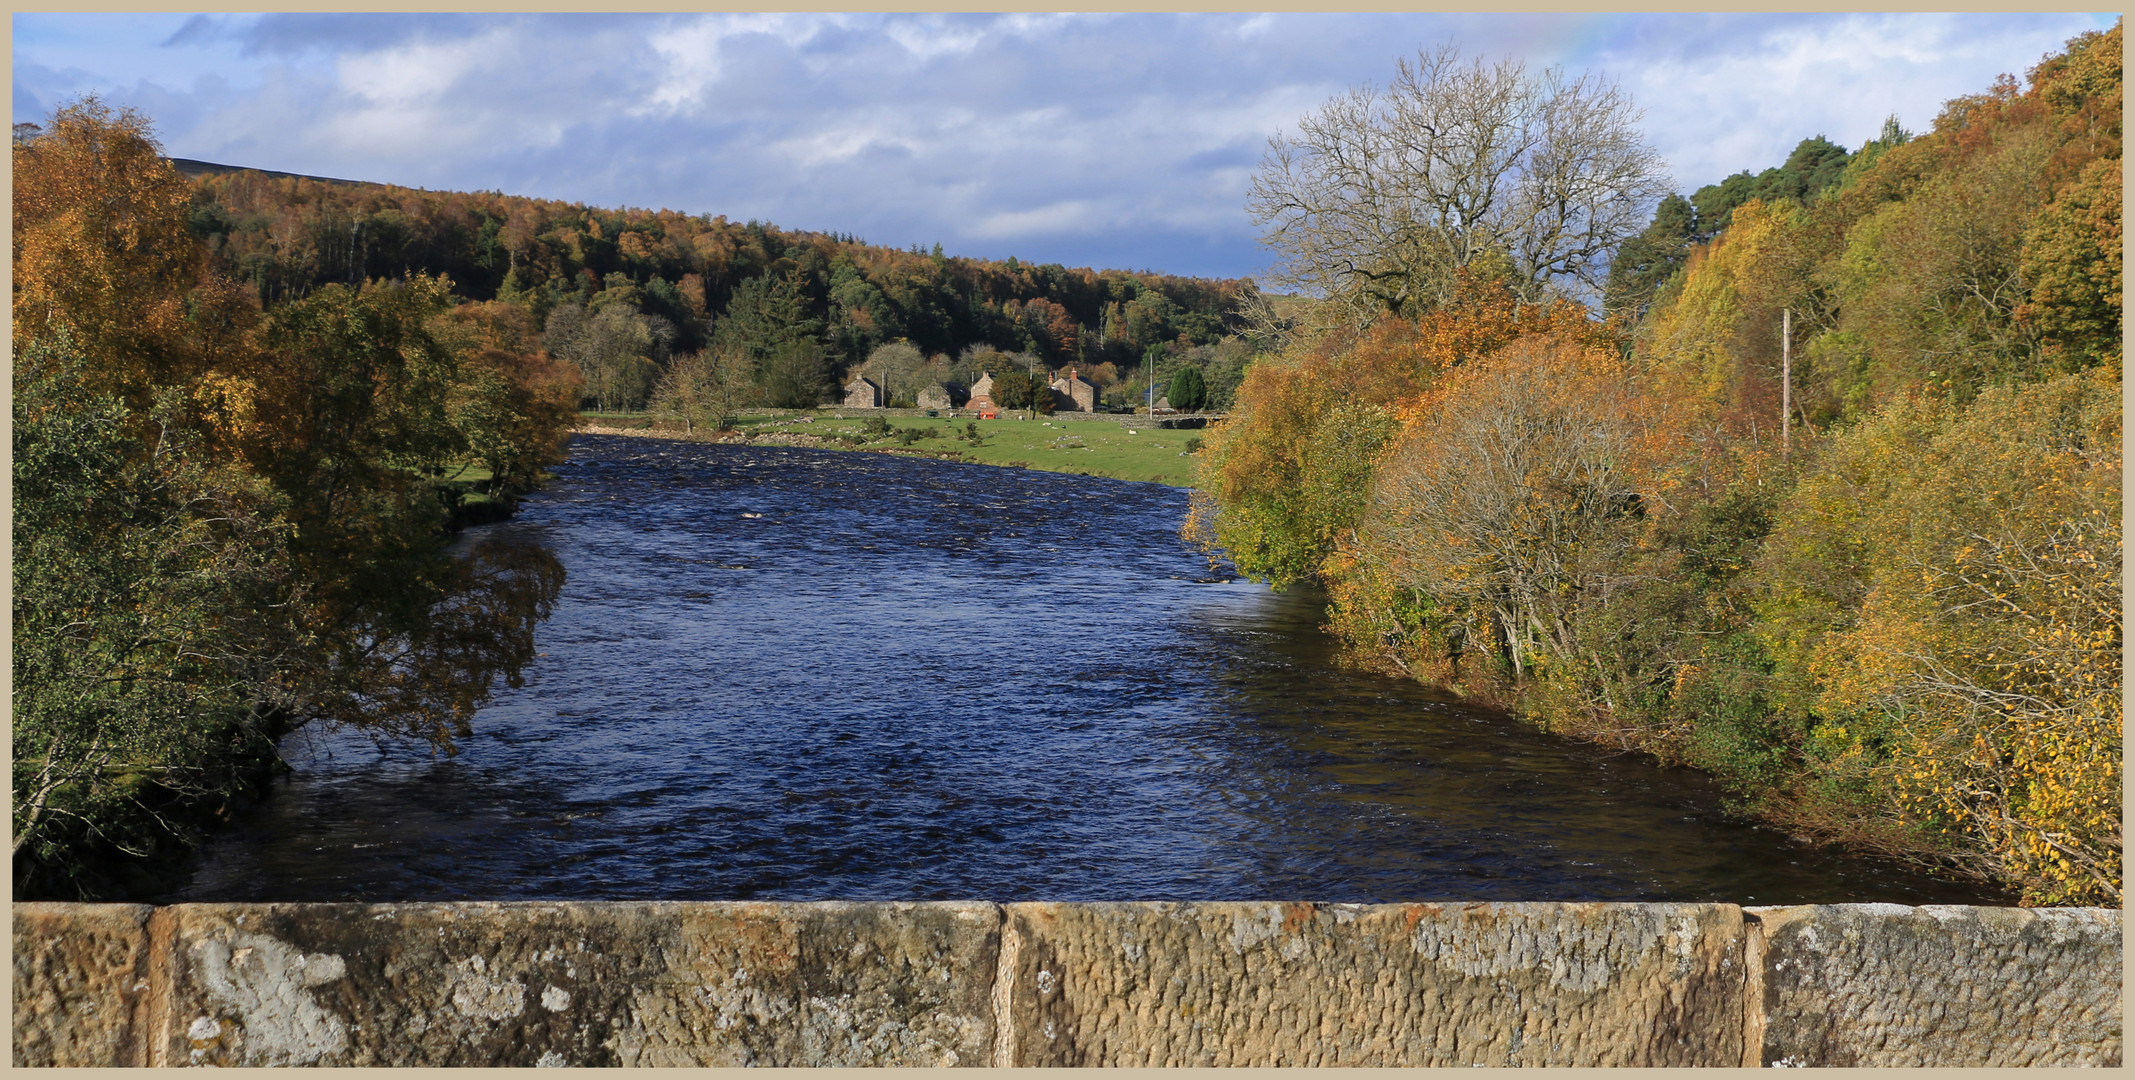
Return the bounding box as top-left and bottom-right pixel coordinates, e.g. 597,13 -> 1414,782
22,12 -> 2115,278
234,12 -> 522,56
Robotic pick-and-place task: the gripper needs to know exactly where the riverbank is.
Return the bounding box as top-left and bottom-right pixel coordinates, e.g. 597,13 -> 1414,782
575,412 -> 1206,486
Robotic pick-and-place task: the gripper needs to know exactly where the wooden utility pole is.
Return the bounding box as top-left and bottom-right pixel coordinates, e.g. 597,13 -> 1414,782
1781,307 -> 1792,455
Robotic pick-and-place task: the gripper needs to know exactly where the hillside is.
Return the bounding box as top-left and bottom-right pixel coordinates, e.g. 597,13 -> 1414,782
179,165 -> 1259,411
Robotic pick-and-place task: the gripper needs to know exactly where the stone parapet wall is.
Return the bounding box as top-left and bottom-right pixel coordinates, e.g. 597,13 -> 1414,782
14,901 -> 2119,1067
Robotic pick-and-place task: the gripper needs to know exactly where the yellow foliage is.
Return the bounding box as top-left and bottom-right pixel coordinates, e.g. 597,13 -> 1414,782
1639,200 -> 1804,424
1761,368 -> 2120,904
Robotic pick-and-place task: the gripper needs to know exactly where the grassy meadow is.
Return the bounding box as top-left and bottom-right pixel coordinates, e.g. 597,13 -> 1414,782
583,410 -> 1208,486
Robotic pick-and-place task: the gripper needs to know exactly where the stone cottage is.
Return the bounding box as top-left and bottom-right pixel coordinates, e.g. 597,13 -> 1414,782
843,377 -> 884,408
916,382 -> 969,411
1049,368 -> 1098,413
967,372 -> 998,415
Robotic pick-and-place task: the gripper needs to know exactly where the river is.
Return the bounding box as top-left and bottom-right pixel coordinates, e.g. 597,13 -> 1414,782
171,434 -> 2006,905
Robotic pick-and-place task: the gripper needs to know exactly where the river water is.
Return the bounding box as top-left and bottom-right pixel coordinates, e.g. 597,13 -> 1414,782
173,434 -> 2004,905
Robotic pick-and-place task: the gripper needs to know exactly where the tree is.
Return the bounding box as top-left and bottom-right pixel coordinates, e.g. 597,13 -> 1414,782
11,101 -> 578,899
449,347 -> 583,492
543,301 -> 669,412
1191,273 -> 1608,588
652,348 -> 758,433
1363,334 -> 1670,682
760,339 -> 829,409
1604,193 -> 1696,316
988,369 -> 1036,414
714,270 -> 822,366
1168,366 -> 1209,412
1751,369 -> 2121,905
13,338 -> 308,894
1247,45 -> 1671,317
1689,136 -> 1854,239
13,98 -> 260,405
860,341 -> 928,406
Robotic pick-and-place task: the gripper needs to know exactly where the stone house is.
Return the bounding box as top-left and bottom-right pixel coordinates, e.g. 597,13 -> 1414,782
967,372 -> 998,414
843,377 -> 884,408
1049,368 -> 1098,413
916,383 -> 968,411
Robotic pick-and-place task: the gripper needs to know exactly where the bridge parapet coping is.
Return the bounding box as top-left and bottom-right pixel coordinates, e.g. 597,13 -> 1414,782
13,900 -> 2120,1067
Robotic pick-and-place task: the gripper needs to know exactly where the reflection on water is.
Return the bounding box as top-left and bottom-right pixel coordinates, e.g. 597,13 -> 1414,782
172,435 -> 2007,904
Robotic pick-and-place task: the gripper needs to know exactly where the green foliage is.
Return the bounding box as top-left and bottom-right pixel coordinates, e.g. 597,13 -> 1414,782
1196,390 -> 1397,588
13,339 -> 304,893
988,368 -> 1039,414
1750,370 -> 2121,902
1604,194 -> 1695,315
177,163 -> 1256,377
1167,366 -> 1209,412
760,339 -> 830,409
1689,135 -> 1854,238
543,300 -> 670,411
12,101 -> 577,897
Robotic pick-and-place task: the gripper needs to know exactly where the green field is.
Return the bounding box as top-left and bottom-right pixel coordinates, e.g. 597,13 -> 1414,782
585,410 -> 1209,486
738,412 -> 1207,486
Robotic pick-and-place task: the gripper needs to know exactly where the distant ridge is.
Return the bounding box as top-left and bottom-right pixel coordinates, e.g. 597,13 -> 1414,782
167,156 -> 364,186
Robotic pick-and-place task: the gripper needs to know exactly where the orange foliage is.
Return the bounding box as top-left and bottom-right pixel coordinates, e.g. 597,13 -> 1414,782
13,99 -> 218,396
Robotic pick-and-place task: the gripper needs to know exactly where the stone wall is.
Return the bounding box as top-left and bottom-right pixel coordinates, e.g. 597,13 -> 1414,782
14,901 -> 2119,1067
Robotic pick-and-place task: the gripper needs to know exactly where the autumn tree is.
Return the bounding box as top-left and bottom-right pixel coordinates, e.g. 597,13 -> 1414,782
1192,272 -> 1609,588
13,98 -> 260,408
652,348 -> 758,433
1248,45 -> 1671,318
12,102 -> 577,898
543,300 -> 670,412
1360,334 -> 1676,685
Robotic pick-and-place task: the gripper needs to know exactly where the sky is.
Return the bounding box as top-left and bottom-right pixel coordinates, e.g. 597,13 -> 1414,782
13,11 -> 2118,281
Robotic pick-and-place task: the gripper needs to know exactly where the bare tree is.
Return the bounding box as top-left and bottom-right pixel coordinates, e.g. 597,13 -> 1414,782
1248,45 -> 1671,318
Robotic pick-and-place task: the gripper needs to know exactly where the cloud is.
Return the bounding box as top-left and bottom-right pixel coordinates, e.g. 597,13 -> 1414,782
11,12 -> 2115,278
1594,12 -> 2105,191
971,199 -> 1106,240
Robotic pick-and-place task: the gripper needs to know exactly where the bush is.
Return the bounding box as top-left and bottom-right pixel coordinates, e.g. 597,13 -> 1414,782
1751,369 -> 2122,904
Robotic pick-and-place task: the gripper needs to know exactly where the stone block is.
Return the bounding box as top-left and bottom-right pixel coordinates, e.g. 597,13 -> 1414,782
12,902 -> 156,1067
1751,903 -> 2121,1067
997,901 -> 1746,1066
154,901 -> 998,1066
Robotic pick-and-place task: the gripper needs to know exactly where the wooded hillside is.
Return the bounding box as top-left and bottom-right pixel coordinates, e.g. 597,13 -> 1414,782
180,167 -> 1259,412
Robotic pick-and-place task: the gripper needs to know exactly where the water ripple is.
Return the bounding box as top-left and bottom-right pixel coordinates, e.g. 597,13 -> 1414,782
172,435 -> 2007,905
